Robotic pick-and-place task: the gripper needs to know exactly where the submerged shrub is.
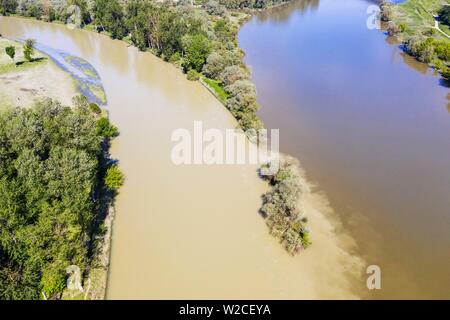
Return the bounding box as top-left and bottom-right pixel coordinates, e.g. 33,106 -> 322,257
259,157 -> 311,255
187,69 -> 200,81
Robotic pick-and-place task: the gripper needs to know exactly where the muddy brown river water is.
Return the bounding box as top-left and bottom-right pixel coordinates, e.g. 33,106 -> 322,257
239,0 -> 450,298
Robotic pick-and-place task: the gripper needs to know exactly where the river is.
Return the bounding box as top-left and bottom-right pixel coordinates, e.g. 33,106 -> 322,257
0,16 -> 360,299
239,0 -> 450,298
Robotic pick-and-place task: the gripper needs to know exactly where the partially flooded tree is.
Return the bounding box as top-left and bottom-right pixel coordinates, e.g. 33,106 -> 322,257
260,157 -> 311,254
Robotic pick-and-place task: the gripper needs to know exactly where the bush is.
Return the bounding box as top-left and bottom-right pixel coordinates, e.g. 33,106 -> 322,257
0,0 -> 18,15
387,22 -> 401,36
439,5 -> 450,27
5,45 -> 15,61
105,164 -> 124,190
441,66 -> 450,80
169,52 -> 181,63
203,0 -> 226,16
182,34 -> 212,72
187,69 -> 200,81
218,65 -> 249,86
23,38 -> 35,61
40,264 -> 66,299
96,117 -> 119,138
379,1 -> 393,22
89,103 -> 101,115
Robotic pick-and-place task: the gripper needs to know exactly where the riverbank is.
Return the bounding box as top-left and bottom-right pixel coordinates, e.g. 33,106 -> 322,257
0,37 -> 77,107
381,0 -> 450,80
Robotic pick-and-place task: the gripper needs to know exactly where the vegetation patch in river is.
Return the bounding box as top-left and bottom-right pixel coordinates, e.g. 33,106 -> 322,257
30,42 -> 107,105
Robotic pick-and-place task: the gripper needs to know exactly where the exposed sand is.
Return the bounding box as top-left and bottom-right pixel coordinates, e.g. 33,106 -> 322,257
0,38 -> 77,108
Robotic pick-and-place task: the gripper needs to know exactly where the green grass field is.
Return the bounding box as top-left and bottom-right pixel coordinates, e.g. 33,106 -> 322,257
393,0 -> 450,41
201,77 -> 229,103
0,38 -> 48,74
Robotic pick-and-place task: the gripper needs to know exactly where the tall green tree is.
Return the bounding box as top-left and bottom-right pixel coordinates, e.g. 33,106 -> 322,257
0,0 -> 17,15
23,39 -> 35,62
93,0 -> 127,39
182,34 -> 211,72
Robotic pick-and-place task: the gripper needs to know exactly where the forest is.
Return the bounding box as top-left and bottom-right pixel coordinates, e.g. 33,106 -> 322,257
0,97 -> 122,299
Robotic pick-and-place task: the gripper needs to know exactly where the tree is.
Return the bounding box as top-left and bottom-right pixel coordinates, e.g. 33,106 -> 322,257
203,0 -> 225,16
439,5 -> 450,27
202,51 -> 232,79
96,117 -> 119,138
5,45 -> 15,62
23,38 -> 35,61
218,65 -> 249,86
125,0 -> 151,50
93,0 -> 127,39
67,0 -> 91,25
0,0 -> 18,15
182,33 -> 211,72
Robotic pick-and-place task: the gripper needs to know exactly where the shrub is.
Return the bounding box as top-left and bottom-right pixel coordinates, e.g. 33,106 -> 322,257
203,0 -> 226,16
439,5 -> 450,27
96,117 -> 119,138
89,103 -> 101,115
379,1 -> 393,22
40,264 -> 66,299
105,164 -> 124,190
182,34 -> 212,72
202,51 -> 229,79
0,0 -> 18,15
218,65 -> 249,86
441,66 -> 450,80
169,52 -> 181,64
23,38 -> 35,61
5,45 -> 15,61
187,69 -> 200,81
387,22 -> 401,36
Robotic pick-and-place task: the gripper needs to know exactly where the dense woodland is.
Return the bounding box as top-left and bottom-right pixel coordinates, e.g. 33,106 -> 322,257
0,97 -> 122,299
